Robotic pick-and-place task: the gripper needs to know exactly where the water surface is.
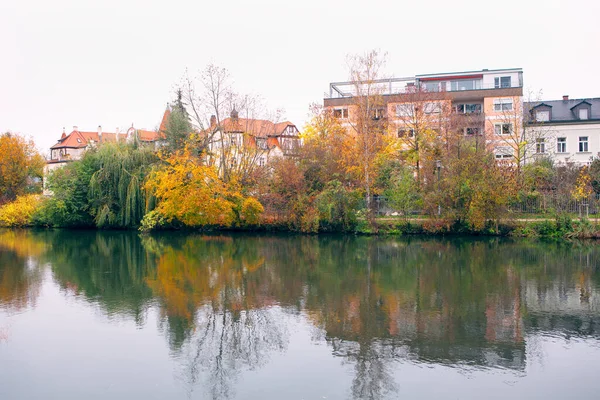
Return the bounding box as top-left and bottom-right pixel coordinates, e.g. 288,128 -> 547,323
1,230 -> 599,399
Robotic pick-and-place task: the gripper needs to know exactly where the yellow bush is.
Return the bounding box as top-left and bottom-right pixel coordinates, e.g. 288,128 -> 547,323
240,197 -> 264,226
0,195 -> 43,227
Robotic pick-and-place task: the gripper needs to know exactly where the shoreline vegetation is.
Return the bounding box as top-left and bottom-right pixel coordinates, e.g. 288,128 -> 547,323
3,57 -> 600,240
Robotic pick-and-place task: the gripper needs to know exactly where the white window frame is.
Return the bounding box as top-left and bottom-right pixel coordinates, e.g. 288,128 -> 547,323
495,146 -> 513,159
397,128 -> 415,138
258,157 -> 266,167
494,98 -> 513,112
396,104 -> 414,117
536,110 -> 550,122
579,108 -> 589,120
535,138 -> 545,154
557,137 -> 567,153
494,76 -> 512,89
333,108 -> 348,119
494,123 -> 512,135
579,136 -> 589,152
423,102 -> 442,114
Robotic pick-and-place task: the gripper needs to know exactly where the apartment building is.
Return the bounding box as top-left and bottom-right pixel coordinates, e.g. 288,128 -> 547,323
323,68 -> 524,160
525,96 -> 600,166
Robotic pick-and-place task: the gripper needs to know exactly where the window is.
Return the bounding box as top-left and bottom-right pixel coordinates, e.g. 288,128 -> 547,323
536,138 -> 545,154
579,136 -> 589,152
494,98 -> 513,112
466,127 -> 480,136
230,135 -> 238,146
455,103 -> 482,114
579,108 -> 589,120
423,81 -> 441,92
494,76 -> 512,88
536,110 -> 550,122
398,128 -> 415,138
333,108 -> 348,119
258,157 -> 266,167
423,102 -> 442,114
396,104 -> 414,117
494,123 -> 512,135
495,146 -> 513,159
449,79 -> 482,91
557,137 -> 567,153
256,138 -> 267,150
372,108 -> 386,119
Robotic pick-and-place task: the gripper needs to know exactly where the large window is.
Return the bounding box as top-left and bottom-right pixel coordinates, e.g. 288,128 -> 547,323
536,138 -> 545,154
579,109 -> 589,120
536,110 -> 550,122
494,76 -> 512,88
398,128 -> 415,138
557,137 -> 566,153
455,103 -> 482,114
449,79 -> 482,91
466,127 -> 481,136
423,102 -> 442,114
579,136 -> 589,152
396,104 -> 414,117
423,81 -> 441,92
495,146 -> 513,159
494,98 -> 513,112
333,108 -> 348,119
494,123 -> 512,135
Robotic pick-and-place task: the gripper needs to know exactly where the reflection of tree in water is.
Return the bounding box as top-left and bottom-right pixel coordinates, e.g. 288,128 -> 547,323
0,230 -> 45,311
143,234 -> 289,399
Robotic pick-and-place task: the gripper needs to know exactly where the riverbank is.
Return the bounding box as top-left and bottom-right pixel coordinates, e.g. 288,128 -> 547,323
4,215 -> 600,240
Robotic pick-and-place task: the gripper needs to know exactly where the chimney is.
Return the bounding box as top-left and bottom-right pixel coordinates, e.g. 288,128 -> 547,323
115,127 -> 120,142
210,115 -> 217,127
98,125 -> 102,142
61,127 -> 66,139
73,125 -> 78,132
563,95 -> 569,101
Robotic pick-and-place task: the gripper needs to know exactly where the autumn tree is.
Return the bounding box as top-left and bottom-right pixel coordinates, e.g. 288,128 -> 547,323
344,50 -> 389,216
0,132 -> 45,204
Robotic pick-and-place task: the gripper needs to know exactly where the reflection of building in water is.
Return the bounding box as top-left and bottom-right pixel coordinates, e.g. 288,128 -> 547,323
523,278 -> 600,336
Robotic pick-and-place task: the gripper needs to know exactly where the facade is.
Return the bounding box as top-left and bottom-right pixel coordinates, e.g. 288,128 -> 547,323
207,109 -> 301,168
324,68 -> 524,160
525,96 -> 600,166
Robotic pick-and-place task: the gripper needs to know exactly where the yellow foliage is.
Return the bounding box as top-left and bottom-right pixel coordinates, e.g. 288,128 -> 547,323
0,195 -> 44,227
143,150 -> 238,229
572,166 -> 593,201
0,133 -> 45,202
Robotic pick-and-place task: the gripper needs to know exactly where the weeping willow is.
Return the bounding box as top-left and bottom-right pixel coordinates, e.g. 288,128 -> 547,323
88,143 -> 158,228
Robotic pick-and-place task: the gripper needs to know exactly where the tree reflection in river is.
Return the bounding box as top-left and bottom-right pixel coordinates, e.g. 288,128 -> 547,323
1,230 -> 599,399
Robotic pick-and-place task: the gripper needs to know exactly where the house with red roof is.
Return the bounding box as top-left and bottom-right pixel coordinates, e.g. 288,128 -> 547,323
207,109 -> 301,168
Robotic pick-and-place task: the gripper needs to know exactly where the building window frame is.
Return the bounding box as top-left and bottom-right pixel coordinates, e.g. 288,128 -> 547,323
495,146 -> 513,159
557,137 -> 567,153
494,76 -> 512,89
494,123 -> 512,135
494,98 -> 513,112
397,128 -> 415,138
333,108 -> 349,119
579,136 -> 589,152
579,108 -> 589,120
536,110 -> 550,122
535,138 -> 545,154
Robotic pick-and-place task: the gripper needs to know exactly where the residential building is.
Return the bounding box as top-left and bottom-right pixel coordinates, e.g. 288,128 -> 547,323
207,109 -> 301,168
324,68 -> 524,160
525,96 -> 600,166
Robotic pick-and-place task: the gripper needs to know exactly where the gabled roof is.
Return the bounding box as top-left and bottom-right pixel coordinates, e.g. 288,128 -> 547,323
530,102 -> 553,109
570,100 -> 592,110
50,130 -> 127,149
220,118 -> 297,138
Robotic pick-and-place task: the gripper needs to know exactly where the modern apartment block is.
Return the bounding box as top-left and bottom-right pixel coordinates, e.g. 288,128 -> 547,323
323,68 -> 524,159
525,96 -> 600,166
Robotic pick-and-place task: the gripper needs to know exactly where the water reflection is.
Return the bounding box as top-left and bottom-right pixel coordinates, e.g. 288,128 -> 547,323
0,230 -> 599,399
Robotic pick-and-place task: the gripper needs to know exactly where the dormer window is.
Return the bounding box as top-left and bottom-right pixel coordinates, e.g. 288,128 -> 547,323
579,108 -> 589,120
77,138 -> 82,143
536,110 -> 550,122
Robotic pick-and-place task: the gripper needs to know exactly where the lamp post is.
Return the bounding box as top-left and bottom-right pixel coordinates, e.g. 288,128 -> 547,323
436,160 -> 442,216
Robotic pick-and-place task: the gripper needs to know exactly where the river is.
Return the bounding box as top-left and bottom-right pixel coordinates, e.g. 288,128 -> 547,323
1,229 -> 599,399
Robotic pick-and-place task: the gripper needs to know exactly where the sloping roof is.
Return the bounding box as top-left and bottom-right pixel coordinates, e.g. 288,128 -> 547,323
525,98 -> 600,122
137,129 -> 162,142
220,118 -> 296,138
50,129 -> 128,149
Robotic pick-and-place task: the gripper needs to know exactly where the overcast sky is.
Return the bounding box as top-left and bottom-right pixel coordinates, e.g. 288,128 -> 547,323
1,0 -> 599,154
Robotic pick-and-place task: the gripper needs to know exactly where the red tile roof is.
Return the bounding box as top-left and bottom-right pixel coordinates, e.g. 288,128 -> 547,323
220,118 -> 295,138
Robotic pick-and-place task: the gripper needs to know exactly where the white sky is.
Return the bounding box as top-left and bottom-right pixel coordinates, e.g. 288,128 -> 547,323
1,0 -> 599,155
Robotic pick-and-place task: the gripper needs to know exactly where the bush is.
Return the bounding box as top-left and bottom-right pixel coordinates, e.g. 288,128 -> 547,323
0,195 -> 44,227
240,197 -> 264,226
